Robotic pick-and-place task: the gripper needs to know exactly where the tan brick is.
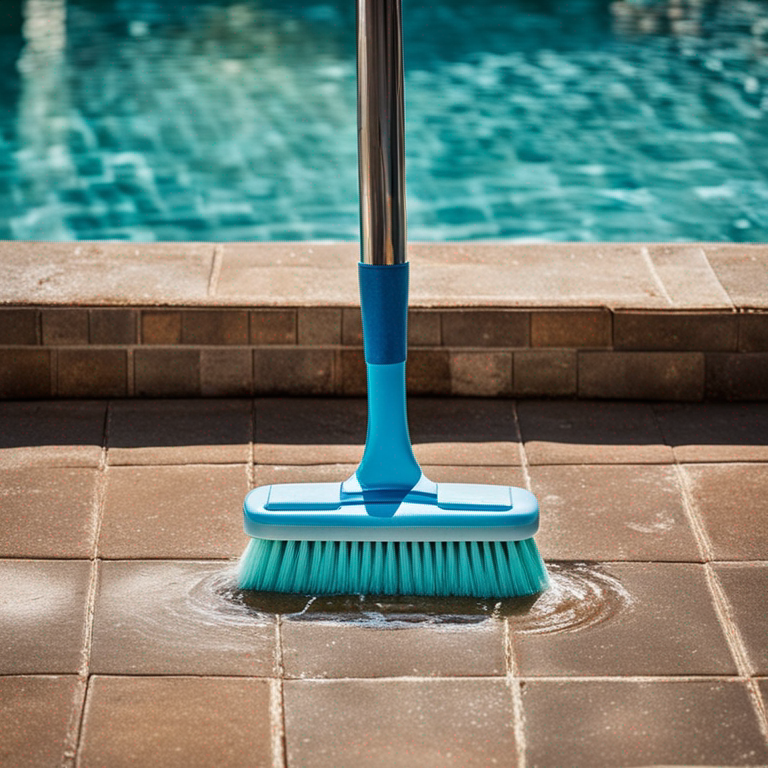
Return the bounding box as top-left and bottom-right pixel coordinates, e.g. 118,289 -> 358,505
342,308 -> 363,345
406,349 -> 451,395
0,349 -> 51,398
200,348 -> 252,396
58,349 -> 127,397
740,312 -> 768,352
614,311 -> 737,351
89,309 -> 137,345
408,310 -> 441,346
0,309 -> 38,345
531,309 -> 611,348
182,310 -> 248,345
442,310 -> 529,347
579,352 -> 704,400
42,309 -> 88,345
134,349 -> 200,397
298,308 -> 341,345
514,350 -> 577,397
250,309 -> 296,345
339,348 -> 366,396
141,311 -> 181,344
706,353 -> 768,400
450,351 -> 512,396
253,348 -> 334,395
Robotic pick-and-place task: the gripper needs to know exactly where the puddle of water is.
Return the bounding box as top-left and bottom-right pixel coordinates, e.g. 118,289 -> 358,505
206,561 -> 632,635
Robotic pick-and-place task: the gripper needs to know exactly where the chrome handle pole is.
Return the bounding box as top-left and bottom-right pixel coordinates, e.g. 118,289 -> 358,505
357,0 -> 407,266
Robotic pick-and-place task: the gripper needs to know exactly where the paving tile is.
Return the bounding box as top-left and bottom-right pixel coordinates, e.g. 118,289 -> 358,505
513,562 -> 736,676
517,400 -> 673,465
529,465 -> 699,561
108,399 -> 250,465
408,398 -> 521,466
0,467 -> 97,558
522,680 -> 768,768
715,563 -> 768,675
0,349 -> 51,399
284,679 -> 515,767
41,308 -> 89,345
79,676 -> 273,768
99,465 -> 247,558
0,560 -> 91,673
614,310 -> 738,351
704,244 -> 768,309
58,349 -> 127,397
250,308 -> 296,345
254,398 -> 366,465
200,348 -> 252,396
134,347 -> 200,396
0,401 -> 105,468
406,349 -> 451,395
683,464 -> 768,559
442,309 -> 529,346
339,348 -> 366,396
0,242 -> 216,304
141,310 -> 181,344
579,351 -> 705,400
298,307 -> 342,345
450,351 -> 513,396
89,308 -> 137,344
424,465 -> 526,486
0,676 -> 80,768
341,307 -> 363,344
654,402 -> 768,462
253,348 -> 334,395
531,309 -> 611,348
0,308 -> 38,345
91,561 -> 276,675
740,311 -> 768,352
181,309 -> 248,345
408,310 -> 440,346
513,350 -> 577,397
706,352 -> 768,400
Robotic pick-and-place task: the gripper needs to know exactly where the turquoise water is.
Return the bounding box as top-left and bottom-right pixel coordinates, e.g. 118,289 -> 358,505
1,0 -> 768,242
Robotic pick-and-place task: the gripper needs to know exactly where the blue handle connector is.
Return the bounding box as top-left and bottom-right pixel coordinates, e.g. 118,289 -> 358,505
358,262 -> 409,365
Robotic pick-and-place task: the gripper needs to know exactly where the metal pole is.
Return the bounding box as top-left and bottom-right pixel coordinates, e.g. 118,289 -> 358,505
357,0 -> 407,265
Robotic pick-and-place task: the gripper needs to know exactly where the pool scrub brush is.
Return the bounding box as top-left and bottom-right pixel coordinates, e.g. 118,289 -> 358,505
238,0 -> 548,598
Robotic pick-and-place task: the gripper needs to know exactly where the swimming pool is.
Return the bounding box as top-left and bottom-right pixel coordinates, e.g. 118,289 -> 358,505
1,0 -> 768,242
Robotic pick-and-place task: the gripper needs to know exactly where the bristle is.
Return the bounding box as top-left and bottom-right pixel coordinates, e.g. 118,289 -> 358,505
238,537 -> 549,598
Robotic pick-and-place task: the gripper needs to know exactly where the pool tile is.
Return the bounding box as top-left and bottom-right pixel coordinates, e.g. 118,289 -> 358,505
0,676 -> 80,768
512,563 -> 735,676
284,679 -> 515,767
530,465 -> 700,561
79,677 -> 273,768
0,401 -> 105,468
517,400 -> 673,465
715,563 -> 768,675
99,465 -> 247,559
522,680 -> 768,768
653,402 -> 768,462
91,561 -> 277,675
0,560 -> 91,673
0,467 -> 97,558
108,399 -> 250,465
683,464 -> 768,560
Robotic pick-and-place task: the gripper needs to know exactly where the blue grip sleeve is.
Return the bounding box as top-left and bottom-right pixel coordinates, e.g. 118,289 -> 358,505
358,262 -> 409,364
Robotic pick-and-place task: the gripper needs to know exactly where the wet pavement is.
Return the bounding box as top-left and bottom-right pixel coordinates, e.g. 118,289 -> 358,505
1,397 -> 768,767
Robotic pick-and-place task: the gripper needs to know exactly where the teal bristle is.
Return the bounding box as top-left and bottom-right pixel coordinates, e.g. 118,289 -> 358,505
237,537 -> 548,598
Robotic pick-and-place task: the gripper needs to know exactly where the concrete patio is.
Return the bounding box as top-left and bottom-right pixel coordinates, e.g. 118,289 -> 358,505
1,396 -> 767,767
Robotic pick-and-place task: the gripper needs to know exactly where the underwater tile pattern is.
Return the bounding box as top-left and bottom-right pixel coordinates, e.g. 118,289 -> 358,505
1,397 -> 767,767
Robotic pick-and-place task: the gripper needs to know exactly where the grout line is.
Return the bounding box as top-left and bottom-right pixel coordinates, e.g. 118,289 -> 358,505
640,246 -> 674,306
510,400 -> 532,492
72,675 -> 94,768
271,617 -> 287,768
697,245 -> 735,310
207,244 -> 224,298
61,677 -> 88,768
505,619 -> 527,768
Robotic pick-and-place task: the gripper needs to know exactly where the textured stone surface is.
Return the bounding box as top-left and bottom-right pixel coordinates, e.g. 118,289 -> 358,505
91,561 -> 277,675
199,348 -> 252,396
0,676 -> 80,768
442,309 -> 529,347
408,310 -> 441,346
531,309 -> 611,348
141,310 -> 181,344
704,244 -> 768,309
513,349 -> 577,397
0,467 -> 97,558
250,308 -> 297,344
740,311 -> 768,352
253,348 -> 334,395
57,349 -> 127,397
298,307 -> 342,345
0,349 -> 51,399
134,348 -> 200,397
284,679 -> 516,767
614,310 -> 738,351
450,351 -> 513,396
89,308 -> 137,345
79,677 -> 273,768
523,680 -> 768,768
406,349 -> 451,395
41,309 -> 89,345
181,309 -> 248,345
706,352 -> 768,400
0,560 -> 91,673
0,308 -> 38,345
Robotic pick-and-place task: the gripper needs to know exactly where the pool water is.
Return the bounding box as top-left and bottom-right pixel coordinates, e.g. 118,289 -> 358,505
1,0 -> 768,242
